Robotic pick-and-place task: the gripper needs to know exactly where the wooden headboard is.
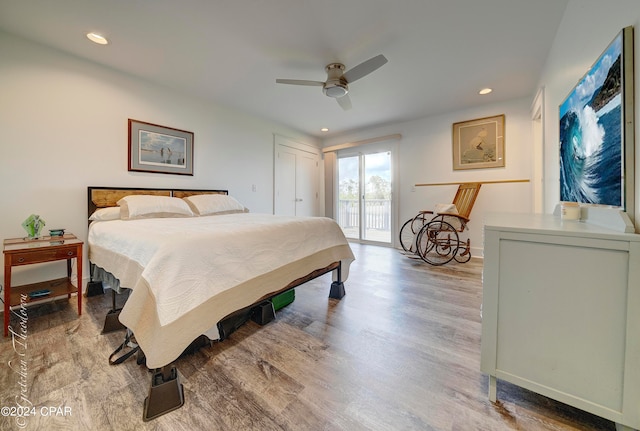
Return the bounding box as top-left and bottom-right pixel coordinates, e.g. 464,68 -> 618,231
87,186 -> 228,218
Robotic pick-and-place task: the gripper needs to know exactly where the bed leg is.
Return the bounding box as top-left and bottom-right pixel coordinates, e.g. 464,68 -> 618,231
86,263 -> 105,297
102,289 -> 126,333
329,262 -> 346,299
143,365 -> 185,421
86,280 -> 104,297
329,281 -> 345,299
251,301 -> 276,325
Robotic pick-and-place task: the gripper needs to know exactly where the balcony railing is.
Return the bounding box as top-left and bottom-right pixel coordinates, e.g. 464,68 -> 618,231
338,199 -> 391,230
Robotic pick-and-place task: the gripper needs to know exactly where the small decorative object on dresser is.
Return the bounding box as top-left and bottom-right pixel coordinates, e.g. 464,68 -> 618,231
21,214 -> 46,239
3,233 -> 83,337
49,228 -> 65,237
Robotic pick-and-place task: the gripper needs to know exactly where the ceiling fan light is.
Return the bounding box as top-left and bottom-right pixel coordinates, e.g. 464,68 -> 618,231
323,84 -> 348,98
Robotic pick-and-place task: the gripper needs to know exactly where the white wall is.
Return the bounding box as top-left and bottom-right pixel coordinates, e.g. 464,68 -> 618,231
537,0 -> 640,231
322,97 -> 535,257
0,31 -> 318,286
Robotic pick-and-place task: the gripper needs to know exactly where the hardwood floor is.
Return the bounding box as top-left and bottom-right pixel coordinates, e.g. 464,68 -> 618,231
0,243 -> 617,430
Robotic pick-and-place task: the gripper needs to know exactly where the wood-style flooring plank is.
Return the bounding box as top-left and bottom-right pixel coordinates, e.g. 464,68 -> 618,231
0,243 -> 617,430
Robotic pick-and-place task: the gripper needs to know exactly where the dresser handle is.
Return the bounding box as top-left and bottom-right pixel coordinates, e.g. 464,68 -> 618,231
18,257 -> 25,263
67,251 -> 74,256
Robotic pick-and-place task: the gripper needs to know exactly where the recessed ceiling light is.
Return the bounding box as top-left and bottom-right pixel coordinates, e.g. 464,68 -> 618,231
479,88 -> 493,95
320,128 -> 329,132
86,32 -> 109,45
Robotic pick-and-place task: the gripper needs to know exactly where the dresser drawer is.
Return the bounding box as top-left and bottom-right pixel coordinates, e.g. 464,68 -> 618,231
9,247 -> 78,266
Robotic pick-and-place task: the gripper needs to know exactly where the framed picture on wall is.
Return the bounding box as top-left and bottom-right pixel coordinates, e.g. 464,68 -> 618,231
452,114 -> 505,170
128,119 -> 194,175
559,26 -> 634,212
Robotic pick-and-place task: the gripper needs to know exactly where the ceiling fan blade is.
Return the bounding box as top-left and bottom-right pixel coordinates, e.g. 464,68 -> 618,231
342,54 -> 388,83
276,79 -> 324,87
336,94 -> 352,111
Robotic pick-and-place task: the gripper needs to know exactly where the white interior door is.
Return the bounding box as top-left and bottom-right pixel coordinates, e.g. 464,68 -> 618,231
532,88 -> 545,213
275,149 -> 297,216
274,135 -> 320,216
296,152 -> 317,216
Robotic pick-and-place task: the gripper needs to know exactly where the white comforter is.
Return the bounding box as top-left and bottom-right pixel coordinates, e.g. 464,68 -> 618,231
88,213 -> 354,367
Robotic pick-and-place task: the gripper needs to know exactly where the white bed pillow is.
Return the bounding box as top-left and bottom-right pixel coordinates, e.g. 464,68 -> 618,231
117,195 -> 194,220
89,206 -> 121,221
183,194 -> 248,216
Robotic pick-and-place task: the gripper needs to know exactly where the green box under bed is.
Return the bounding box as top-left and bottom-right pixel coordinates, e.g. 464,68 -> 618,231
271,289 -> 295,310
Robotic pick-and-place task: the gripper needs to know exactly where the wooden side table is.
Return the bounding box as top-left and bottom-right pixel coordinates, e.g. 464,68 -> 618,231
3,233 -> 83,337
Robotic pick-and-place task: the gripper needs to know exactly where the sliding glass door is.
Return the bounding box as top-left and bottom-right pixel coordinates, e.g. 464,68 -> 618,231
337,150 -> 392,244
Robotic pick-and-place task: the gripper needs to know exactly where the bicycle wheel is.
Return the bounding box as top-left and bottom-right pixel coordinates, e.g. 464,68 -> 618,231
399,214 -> 429,253
415,220 -> 458,265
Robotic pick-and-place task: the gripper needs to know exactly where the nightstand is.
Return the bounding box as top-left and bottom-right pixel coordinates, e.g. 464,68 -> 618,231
3,233 -> 83,337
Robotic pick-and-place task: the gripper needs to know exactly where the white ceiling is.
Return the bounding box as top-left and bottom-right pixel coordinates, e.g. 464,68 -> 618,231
0,0 -> 568,138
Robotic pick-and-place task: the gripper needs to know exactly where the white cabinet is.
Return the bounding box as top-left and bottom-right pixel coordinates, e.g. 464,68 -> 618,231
481,213 -> 640,431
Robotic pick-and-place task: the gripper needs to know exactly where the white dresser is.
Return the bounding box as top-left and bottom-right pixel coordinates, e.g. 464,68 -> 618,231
481,212 -> 640,431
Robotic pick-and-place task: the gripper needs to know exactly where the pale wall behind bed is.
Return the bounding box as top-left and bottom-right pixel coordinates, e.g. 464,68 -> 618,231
0,30 -> 320,287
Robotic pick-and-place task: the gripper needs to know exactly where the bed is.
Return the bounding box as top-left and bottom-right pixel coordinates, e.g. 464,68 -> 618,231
86,186 -> 355,419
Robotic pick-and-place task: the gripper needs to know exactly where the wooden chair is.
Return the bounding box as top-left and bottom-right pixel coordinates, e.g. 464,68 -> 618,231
451,182 -> 482,220
400,182 -> 482,265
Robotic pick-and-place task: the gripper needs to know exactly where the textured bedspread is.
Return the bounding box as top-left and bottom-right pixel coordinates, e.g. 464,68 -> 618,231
88,213 -> 354,368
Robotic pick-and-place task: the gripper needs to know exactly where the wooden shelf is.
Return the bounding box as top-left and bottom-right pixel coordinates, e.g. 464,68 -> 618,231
9,277 -> 78,307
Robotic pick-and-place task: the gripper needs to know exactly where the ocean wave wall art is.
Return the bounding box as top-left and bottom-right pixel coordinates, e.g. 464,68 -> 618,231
559,29 -> 626,207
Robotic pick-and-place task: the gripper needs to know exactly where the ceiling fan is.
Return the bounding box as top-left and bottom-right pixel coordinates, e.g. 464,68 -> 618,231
276,54 -> 388,110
